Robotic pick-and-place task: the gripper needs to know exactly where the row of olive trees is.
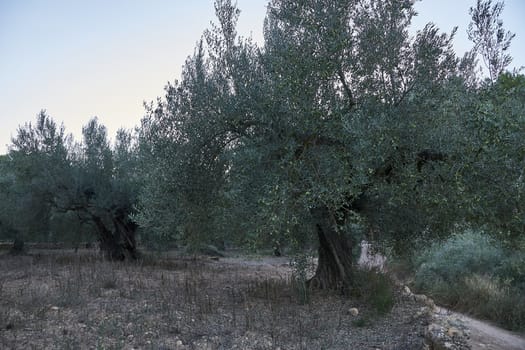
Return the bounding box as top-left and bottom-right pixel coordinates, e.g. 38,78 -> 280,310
135,0 -> 523,290
0,112 -> 141,260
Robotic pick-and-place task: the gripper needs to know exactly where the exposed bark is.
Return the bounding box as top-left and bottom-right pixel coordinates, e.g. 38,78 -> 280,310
337,67 -> 356,110
91,213 -> 137,261
309,206 -> 354,292
113,210 -> 138,259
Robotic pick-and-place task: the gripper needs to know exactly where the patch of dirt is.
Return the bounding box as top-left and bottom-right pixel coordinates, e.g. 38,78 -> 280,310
0,250 -> 430,349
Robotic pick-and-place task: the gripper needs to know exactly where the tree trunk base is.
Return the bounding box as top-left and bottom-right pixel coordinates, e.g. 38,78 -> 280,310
92,213 -> 138,261
309,206 -> 354,293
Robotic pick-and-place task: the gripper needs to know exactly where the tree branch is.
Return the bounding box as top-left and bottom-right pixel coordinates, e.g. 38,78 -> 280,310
337,68 -> 356,110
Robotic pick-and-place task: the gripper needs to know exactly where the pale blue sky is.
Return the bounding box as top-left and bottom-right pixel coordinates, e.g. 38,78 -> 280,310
1,0 -> 524,154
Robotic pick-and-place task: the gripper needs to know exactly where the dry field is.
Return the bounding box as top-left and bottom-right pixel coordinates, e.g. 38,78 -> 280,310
0,249 -> 429,349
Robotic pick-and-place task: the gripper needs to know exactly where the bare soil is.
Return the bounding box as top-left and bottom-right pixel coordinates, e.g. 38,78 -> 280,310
0,249 -> 430,349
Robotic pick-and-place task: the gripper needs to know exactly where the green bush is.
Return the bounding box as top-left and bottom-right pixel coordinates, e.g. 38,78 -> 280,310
414,230 -> 504,288
497,251 -> 525,290
413,230 -> 525,331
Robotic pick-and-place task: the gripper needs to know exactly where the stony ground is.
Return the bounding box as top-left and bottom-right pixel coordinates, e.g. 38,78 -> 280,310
0,249 -> 431,350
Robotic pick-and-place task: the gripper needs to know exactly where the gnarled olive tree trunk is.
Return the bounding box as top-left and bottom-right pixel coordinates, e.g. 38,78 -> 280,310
309,206 -> 354,292
91,212 -> 137,261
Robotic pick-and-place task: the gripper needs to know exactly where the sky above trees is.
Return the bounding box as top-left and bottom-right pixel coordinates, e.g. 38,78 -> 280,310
1,0 -> 524,154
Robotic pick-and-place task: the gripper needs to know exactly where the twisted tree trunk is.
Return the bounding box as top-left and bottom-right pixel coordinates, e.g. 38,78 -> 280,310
309,206 -> 354,292
91,213 -> 137,261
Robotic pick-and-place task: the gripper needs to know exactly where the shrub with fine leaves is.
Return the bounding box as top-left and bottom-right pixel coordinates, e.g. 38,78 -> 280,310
414,230 -> 504,290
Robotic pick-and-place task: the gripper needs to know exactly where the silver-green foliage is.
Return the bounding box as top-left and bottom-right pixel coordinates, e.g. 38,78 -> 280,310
414,228 -> 525,292
413,229 -> 525,330
468,0 -> 515,82
414,230 -> 504,288
136,0 -> 468,249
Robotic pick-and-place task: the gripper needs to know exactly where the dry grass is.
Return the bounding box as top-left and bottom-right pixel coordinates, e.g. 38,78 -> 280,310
0,249 -> 428,349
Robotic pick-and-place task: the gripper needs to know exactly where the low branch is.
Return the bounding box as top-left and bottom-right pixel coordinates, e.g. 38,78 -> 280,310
337,68 -> 356,110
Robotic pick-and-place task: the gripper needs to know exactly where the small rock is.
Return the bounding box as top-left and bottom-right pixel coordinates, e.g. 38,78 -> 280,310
447,327 -> 461,337
403,285 -> 412,296
444,341 -> 454,349
348,307 -> 359,316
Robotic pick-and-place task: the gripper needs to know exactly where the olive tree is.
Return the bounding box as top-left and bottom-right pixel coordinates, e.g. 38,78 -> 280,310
137,0 -> 480,290
9,112 -> 140,260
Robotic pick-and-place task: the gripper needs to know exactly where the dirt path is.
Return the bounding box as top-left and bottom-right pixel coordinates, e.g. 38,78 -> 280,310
358,243 -> 525,350
450,311 -> 525,350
